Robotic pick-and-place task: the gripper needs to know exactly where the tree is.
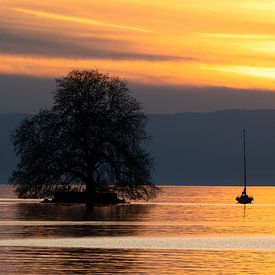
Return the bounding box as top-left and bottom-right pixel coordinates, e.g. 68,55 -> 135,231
10,70 -> 158,200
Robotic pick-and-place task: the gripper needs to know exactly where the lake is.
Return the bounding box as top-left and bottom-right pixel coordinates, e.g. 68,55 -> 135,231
0,185 -> 275,274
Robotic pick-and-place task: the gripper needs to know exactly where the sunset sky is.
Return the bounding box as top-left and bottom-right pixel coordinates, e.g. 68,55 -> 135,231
2,0 -> 275,112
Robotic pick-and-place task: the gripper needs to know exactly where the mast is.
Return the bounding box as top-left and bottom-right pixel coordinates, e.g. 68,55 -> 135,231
243,128 -> 247,195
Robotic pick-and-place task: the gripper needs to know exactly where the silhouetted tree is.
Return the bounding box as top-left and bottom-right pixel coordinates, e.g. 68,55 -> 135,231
10,70 -> 157,200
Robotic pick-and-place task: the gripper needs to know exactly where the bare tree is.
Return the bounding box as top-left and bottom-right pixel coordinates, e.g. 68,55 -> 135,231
10,70 -> 158,200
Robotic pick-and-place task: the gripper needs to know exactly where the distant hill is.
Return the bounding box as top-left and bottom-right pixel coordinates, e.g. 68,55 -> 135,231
0,113 -> 31,183
2,110 -> 275,185
147,110 -> 275,185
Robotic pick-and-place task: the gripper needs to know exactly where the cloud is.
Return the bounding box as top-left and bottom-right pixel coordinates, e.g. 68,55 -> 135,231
2,1 -> 275,90
130,83 -> 275,113
201,65 -> 275,79
0,73 -> 54,113
0,27 -> 193,62
1,73 -> 275,114
13,8 -> 154,33
201,33 -> 275,39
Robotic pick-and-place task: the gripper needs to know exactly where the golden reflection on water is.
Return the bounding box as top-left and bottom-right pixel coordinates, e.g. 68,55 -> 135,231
0,186 -> 275,274
1,186 -> 274,237
1,248 -> 275,274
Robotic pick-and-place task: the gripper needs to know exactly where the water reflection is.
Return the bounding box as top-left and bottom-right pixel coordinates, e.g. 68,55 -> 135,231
1,247 -> 275,274
0,203 -> 155,238
243,205 -> 246,220
0,186 -> 275,238
13,203 -> 154,221
1,186 -> 275,274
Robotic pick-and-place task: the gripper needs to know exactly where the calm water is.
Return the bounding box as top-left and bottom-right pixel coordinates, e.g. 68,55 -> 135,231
0,185 -> 275,274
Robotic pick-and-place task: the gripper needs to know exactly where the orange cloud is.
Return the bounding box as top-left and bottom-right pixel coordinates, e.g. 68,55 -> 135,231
1,0 -> 275,91
13,8 -> 154,33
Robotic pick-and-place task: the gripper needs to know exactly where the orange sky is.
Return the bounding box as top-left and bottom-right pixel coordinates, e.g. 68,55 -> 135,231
2,0 -> 275,90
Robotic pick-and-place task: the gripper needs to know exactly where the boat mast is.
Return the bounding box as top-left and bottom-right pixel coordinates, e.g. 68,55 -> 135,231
243,128 -> 247,195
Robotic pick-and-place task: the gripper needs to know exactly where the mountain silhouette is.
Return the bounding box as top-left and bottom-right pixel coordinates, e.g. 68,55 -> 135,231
148,109 -> 275,185
2,110 -> 275,185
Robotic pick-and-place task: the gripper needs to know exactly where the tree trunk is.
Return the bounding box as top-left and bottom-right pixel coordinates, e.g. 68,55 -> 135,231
85,181 -> 97,193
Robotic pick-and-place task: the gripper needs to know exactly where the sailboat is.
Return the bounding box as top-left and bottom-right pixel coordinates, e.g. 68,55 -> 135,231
236,128 -> 254,204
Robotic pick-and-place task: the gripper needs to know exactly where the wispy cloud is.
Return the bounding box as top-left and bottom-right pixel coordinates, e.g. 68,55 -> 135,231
202,65 -> 275,79
201,33 -> 275,39
0,28 -> 190,62
13,8 -> 154,33
3,73 -> 275,114
1,0 -> 275,90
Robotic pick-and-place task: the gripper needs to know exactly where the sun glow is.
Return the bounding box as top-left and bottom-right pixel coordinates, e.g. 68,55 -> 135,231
202,65 -> 275,80
1,0 -> 275,90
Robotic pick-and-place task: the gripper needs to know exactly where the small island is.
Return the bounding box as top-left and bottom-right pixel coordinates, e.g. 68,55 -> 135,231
43,191 -> 126,204
10,70 -> 158,204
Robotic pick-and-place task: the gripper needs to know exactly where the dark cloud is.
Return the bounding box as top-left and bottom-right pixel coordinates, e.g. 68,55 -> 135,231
0,73 -> 54,113
130,83 -> 275,113
1,73 -> 275,114
0,27 -> 192,62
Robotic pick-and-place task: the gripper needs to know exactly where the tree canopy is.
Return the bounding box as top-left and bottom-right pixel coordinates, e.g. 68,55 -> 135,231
10,70 -> 157,200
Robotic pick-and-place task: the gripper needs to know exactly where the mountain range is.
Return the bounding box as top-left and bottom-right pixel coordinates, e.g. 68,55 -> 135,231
1,110 -> 275,185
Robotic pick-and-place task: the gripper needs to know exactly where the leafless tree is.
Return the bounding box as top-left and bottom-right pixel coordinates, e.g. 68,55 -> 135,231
10,70 -> 158,200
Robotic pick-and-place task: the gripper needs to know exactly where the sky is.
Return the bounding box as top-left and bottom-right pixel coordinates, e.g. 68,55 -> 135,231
2,0 -> 275,113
